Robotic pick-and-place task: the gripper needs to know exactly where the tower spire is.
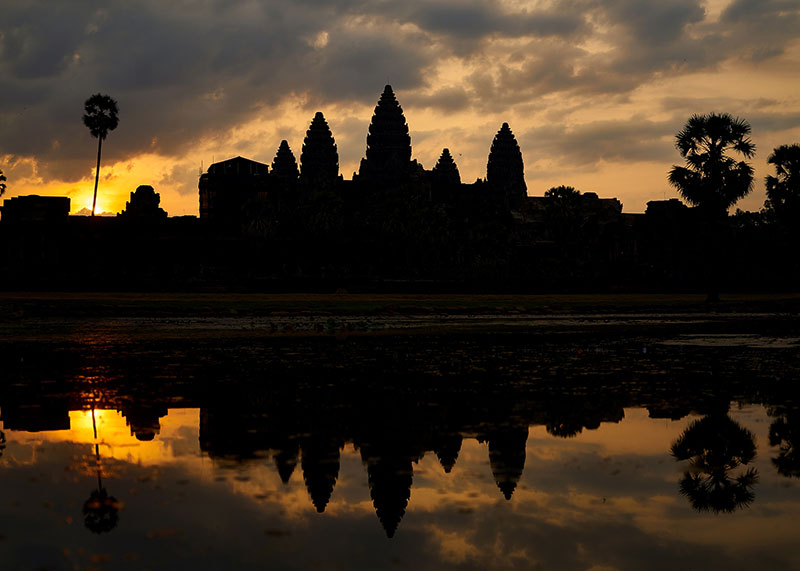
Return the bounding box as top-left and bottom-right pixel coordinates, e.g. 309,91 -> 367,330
487,122 -> 526,207
358,85 -> 413,181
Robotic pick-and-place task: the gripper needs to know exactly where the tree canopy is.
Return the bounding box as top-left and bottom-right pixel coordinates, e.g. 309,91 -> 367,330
668,113 -> 755,217
544,185 -> 580,200
83,94 -> 119,140
765,143 -> 800,224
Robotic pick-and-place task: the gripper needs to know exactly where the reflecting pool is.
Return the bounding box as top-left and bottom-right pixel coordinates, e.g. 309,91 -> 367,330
1,312 -> 800,570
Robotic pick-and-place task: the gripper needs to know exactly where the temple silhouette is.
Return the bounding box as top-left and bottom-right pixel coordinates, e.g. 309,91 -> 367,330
4,84 -> 795,291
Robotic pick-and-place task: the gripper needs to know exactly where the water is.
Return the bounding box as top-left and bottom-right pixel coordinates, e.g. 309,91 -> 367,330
1,314 -> 799,570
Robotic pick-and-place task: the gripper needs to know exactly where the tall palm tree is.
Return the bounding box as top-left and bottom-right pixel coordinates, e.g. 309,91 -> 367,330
668,113 -> 755,301
765,143 -> 800,225
668,113 -> 755,217
83,94 -> 119,216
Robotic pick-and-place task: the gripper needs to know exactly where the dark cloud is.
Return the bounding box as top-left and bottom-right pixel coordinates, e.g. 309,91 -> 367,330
520,116 -> 676,167
600,0 -> 705,45
747,112 -> 800,135
720,0 -> 800,61
722,0 -> 800,23
0,0 -> 797,189
159,162 -> 200,197
399,0 -> 587,44
454,0 -> 798,107
403,86 -> 471,112
0,0 -> 431,181
306,27 -> 433,101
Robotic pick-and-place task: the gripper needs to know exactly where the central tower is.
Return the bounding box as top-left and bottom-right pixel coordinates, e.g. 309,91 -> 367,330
358,85 -> 413,182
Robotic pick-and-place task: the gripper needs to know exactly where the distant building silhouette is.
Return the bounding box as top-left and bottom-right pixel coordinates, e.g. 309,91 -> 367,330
118,185 -> 167,219
198,156 -> 268,223
645,198 -> 689,218
0,195 -> 70,222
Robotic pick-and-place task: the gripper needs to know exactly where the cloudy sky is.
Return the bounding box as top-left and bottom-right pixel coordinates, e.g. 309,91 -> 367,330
1,0 -> 799,215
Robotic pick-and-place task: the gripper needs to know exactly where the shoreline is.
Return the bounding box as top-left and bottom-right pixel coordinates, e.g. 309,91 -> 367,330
3,291 -> 800,319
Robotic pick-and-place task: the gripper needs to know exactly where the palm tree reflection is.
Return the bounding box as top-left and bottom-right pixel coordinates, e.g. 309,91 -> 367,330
670,413 -> 758,513
83,408 -> 121,534
769,409 -> 800,478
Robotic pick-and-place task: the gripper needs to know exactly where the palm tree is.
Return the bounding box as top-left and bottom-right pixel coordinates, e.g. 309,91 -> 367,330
668,113 -> 755,301
0,168 -> 6,196
671,413 -> 759,513
765,143 -> 800,225
83,94 -> 119,216
668,113 -> 755,217
83,408 -> 120,534
768,409 -> 800,478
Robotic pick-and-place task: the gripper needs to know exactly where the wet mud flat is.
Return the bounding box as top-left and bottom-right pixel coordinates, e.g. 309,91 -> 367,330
2,292 -> 799,413
3,292 -> 799,408
2,291 -> 800,341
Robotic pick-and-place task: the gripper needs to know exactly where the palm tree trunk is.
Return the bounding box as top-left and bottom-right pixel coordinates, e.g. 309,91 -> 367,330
91,137 -> 103,216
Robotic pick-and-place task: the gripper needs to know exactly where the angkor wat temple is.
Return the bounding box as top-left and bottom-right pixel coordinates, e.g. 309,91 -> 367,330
0,85 -> 797,291
199,85 -> 535,224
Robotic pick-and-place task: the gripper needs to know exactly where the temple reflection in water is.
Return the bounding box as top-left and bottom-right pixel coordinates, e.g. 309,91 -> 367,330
2,330 -> 797,539
2,317 -> 800,571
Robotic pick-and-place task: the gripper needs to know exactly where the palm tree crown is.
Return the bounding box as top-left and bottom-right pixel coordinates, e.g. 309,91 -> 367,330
83,94 -> 119,140
668,112 -> 755,217
765,143 -> 800,222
